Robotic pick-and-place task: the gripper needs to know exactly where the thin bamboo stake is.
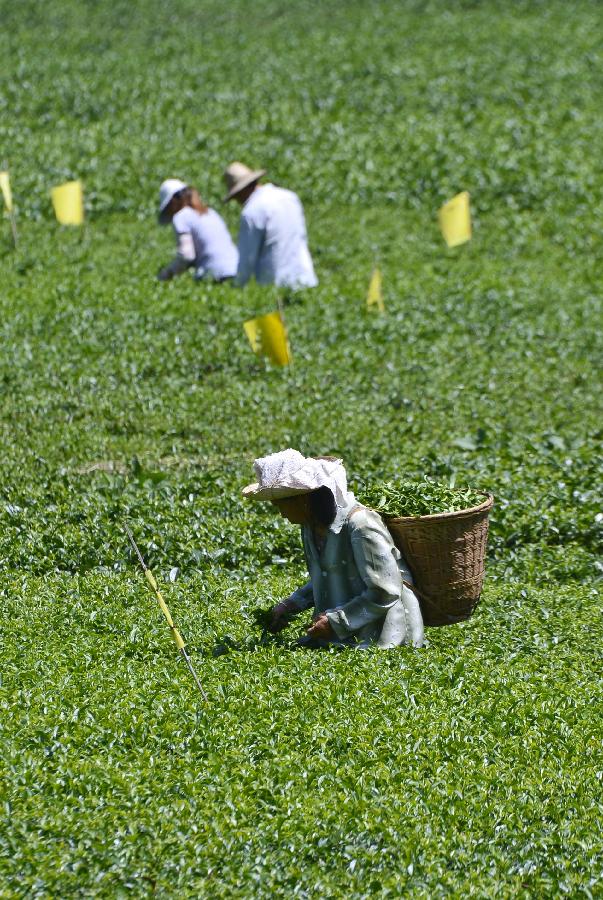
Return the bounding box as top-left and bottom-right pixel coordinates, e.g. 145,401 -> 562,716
124,524 -> 208,701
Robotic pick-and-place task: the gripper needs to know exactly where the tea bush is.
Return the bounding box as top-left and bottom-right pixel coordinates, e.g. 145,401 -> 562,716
1,0 -> 602,896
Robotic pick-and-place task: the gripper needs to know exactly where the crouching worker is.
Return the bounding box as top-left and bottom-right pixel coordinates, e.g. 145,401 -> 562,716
157,179 -> 238,283
242,449 -> 424,649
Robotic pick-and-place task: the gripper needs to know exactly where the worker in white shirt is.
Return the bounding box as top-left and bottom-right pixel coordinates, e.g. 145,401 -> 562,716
157,179 -> 238,283
223,162 -> 318,290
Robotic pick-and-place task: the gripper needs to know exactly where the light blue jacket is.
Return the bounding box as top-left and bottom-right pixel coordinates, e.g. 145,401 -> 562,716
289,498 -> 424,648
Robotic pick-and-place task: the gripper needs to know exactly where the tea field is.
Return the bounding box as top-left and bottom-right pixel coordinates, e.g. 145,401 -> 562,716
1,0 -> 602,896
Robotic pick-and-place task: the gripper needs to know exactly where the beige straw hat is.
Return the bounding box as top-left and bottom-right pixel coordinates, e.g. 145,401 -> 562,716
223,161 -> 266,202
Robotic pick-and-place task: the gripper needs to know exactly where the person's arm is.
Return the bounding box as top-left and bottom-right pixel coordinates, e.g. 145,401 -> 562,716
288,581 -> 315,610
235,214 -> 263,286
324,512 -> 401,639
269,581 -> 314,633
158,231 -> 196,281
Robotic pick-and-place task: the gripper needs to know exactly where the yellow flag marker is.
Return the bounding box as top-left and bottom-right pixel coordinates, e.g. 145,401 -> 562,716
438,191 -> 471,248
51,179 -> 84,225
0,171 -> 13,212
0,167 -> 18,246
243,310 -> 292,366
366,267 -> 385,312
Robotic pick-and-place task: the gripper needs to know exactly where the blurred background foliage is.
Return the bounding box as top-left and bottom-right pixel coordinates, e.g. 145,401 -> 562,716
1,1 -> 602,896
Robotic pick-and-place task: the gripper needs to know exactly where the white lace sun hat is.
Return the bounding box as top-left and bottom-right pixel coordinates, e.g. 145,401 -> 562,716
242,449 -> 349,506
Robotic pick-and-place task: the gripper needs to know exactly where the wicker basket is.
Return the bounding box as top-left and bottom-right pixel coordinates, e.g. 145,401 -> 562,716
385,493 -> 494,627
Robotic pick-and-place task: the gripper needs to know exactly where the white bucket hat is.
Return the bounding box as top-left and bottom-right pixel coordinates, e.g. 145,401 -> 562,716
158,178 -> 188,223
223,161 -> 266,202
242,449 -> 349,507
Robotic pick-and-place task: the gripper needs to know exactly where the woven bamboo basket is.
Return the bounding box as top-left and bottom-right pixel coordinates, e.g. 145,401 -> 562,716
385,493 -> 494,627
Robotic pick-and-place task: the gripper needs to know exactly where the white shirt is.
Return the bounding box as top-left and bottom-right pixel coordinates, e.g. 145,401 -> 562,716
236,184 -> 318,289
169,206 -> 238,281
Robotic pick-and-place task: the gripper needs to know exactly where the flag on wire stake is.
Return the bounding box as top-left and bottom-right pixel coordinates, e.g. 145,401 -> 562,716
275,294 -> 293,364
366,266 -> 385,313
124,524 -> 208,701
51,179 -> 84,225
0,165 -> 18,247
0,169 -> 13,212
243,309 -> 292,366
438,191 -> 471,248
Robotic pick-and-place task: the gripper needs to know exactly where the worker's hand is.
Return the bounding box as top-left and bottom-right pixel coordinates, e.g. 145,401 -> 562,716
306,613 -> 334,641
157,267 -> 172,282
268,599 -> 297,633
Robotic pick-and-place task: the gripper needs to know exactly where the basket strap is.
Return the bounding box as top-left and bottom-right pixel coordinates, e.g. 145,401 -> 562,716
350,507 -> 426,602
402,579 -> 426,602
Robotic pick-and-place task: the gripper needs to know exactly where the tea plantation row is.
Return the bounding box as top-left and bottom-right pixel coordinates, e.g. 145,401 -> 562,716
1,0 -> 602,896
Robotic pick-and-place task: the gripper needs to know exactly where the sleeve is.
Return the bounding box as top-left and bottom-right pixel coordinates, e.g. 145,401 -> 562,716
325,512 -> 402,639
159,231 -> 196,279
287,581 -> 314,612
297,195 -> 309,241
235,213 -> 264,286
284,527 -> 315,613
